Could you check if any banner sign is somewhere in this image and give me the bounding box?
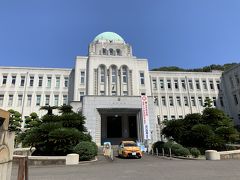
[141,95,151,140]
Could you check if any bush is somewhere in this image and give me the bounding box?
[174,147,190,157]
[73,141,98,161]
[152,141,164,153]
[190,148,201,158]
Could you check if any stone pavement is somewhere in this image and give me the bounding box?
[11,154,240,180]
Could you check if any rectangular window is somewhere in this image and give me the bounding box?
[184,96,188,106]
[198,97,203,106]
[63,95,68,105]
[29,76,34,87]
[181,80,186,90]
[56,77,60,88]
[162,96,166,106]
[8,95,13,106]
[202,80,207,90]
[209,80,214,90]
[171,115,176,120]
[152,79,157,89]
[27,95,32,106]
[235,74,240,85]
[140,72,145,85]
[0,95,4,106]
[2,75,7,85]
[64,77,69,87]
[38,76,43,87]
[169,96,174,106]
[112,69,117,84]
[45,95,50,106]
[100,91,105,95]
[234,95,238,105]
[216,80,220,90]
[160,79,164,89]
[174,80,179,89]
[179,115,183,119]
[154,96,159,106]
[111,91,117,96]
[47,77,52,88]
[220,97,224,107]
[123,91,128,96]
[191,96,196,106]
[54,95,59,106]
[163,116,168,121]
[176,96,181,106]
[188,80,193,90]
[80,71,85,84]
[20,76,25,86]
[167,80,171,89]
[36,95,41,106]
[230,77,234,88]
[195,80,200,90]
[80,92,84,102]
[212,97,216,106]
[11,75,16,85]
[18,95,23,106]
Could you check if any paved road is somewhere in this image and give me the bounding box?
[11,154,240,180]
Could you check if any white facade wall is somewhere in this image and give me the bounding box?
[222,64,240,125]
[0,67,71,124]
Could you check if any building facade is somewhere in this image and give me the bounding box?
[0,32,239,145]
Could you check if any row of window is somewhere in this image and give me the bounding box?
[151,78,220,91]
[153,95,223,107]
[0,94,68,107]
[101,48,122,56]
[99,66,128,84]
[1,75,69,88]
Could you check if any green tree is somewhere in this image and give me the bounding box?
[162,107,239,151]
[203,97,213,108]
[8,109,22,133]
[24,112,41,128]
[22,105,90,155]
[58,105,74,114]
[40,105,58,115]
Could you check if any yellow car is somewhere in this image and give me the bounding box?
[118,141,142,159]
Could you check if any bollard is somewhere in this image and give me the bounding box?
[162,148,164,157]
[169,148,172,159]
[156,148,158,156]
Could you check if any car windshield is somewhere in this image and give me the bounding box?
[124,142,137,147]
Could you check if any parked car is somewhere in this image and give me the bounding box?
[118,141,142,159]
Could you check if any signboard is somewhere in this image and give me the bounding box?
[141,95,151,140]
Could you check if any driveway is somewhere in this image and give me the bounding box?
[11,154,240,180]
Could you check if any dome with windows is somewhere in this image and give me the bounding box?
[93,32,125,43]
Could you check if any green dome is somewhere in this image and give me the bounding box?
[93,32,125,43]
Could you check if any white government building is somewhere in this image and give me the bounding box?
[0,32,239,145]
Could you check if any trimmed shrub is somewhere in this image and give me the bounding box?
[174,147,190,157]
[190,148,201,158]
[73,141,98,161]
[152,141,164,153]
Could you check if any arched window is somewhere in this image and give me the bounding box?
[109,48,114,56]
[100,66,105,83]
[102,48,107,55]
[116,49,122,56]
[112,66,117,83]
[122,66,128,83]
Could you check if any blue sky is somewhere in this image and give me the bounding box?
[0,0,240,69]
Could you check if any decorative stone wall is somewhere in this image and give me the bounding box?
[0,109,15,180]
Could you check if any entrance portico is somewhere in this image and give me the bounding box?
[98,108,143,145]
[74,95,157,146]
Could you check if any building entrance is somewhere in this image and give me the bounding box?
[107,116,122,138]
[99,108,143,145]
